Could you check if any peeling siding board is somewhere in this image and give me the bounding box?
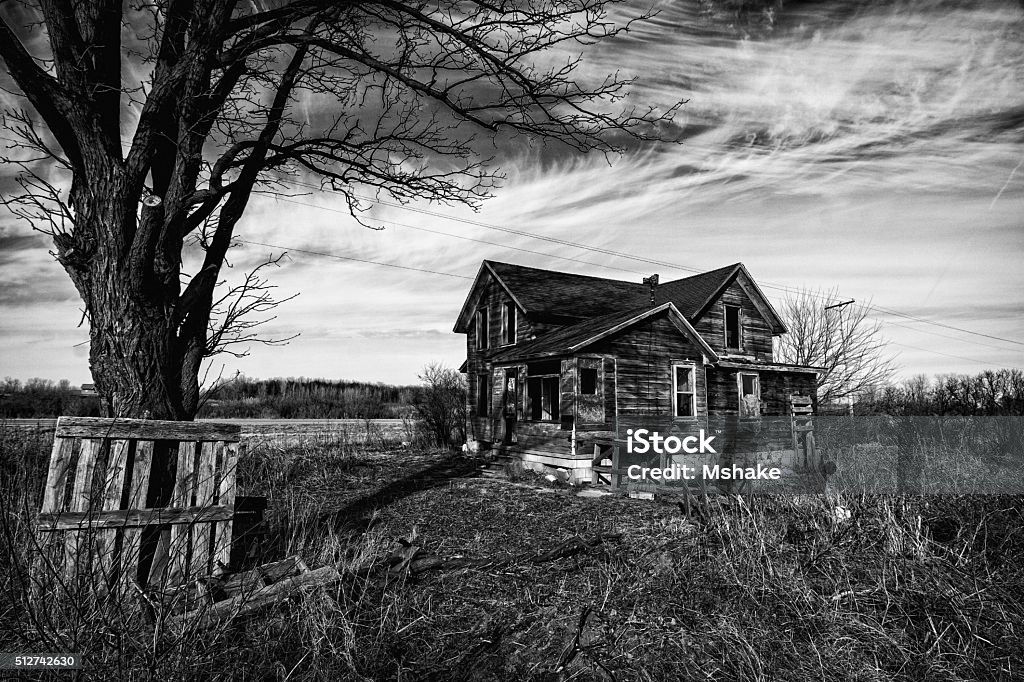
[463,270,537,427]
[706,367,817,417]
[694,280,774,360]
[560,358,575,425]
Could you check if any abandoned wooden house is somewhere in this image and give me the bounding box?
[454,260,819,483]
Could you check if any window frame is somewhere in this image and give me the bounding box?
[672,363,698,419]
[525,361,561,422]
[737,371,761,418]
[501,301,517,346]
[475,306,489,350]
[724,304,742,350]
[579,366,599,395]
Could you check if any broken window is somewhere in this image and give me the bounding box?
[739,373,760,417]
[725,305,741,349]
[501,301,517,345]
[527,360,560,420]
[580,367,598,395]
[674,365,696,418]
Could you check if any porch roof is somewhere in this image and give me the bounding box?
[487,303,720,363]
[714,359,821,374]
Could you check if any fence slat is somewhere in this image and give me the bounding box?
[167,441,199,586]
[213,442,239,575]
[56,416,240,441]
[189,441,221,579]
[41,438,75,513]
[95,439,130,589]
[64,438,101,582]
[120,440,153,592]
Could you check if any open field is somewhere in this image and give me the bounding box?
[2,425,1023,680]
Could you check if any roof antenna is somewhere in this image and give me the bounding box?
[643,274,659,306]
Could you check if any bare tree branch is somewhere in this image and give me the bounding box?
[774,288,897,406]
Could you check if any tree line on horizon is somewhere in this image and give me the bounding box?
[0,376,418,420]
[853,369,1024,416]
[3,369,1023,420]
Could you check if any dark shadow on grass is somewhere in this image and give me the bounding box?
[324,452,485,531]
[258,452,487,562]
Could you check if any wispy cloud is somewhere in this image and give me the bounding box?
[1,0,1022,383]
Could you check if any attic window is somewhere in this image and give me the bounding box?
[725,305,741,350]
[501,301,517,345]
[475,307,489,350]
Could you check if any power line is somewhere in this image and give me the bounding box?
[279,178,1024,350]
[270,196,647,277]
[233,232,1015,370]
[253,187,1020,366]
[236,238,473,280]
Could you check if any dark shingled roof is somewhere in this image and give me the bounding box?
[487,307,651,362]
[484,261,647,320]
[654,264,743,318]
[484,260,741,322]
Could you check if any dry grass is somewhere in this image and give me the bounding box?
[1,422,1022,680]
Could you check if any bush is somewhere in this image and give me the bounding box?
[412,364,466,449]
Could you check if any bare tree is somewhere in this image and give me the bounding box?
[774,287,896,407]
[0,1,678,419]
[413,363,466,449]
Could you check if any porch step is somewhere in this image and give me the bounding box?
[477,453,515,479]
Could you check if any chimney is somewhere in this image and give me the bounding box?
[642,274,659,306]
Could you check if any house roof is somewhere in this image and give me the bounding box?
[485,261,647,319]
[488,303,720,364]
[453,260,786,334]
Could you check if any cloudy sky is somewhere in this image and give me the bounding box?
[1,0,1023,386]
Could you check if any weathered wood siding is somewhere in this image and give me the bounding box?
[463,270,538,442]
[586,315,707,420]
[694,279,774,360]
[706,367,817,417]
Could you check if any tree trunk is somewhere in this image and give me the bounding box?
[57,166,194,421]
[88,293,186,420]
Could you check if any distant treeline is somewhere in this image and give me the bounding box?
[0,376,417,419]
[5,369,1022,420]
[0,378,101,418]
[855,369,1024,416]
[197,376,418,419]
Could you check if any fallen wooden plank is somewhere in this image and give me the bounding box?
[164,565,341,631]
[531,533,622,563]
[220,556,309,596]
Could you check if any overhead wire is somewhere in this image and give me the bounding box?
[233,187,1021,368]
[278,178,1024,349]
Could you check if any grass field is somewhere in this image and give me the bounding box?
[1,423,1023,680]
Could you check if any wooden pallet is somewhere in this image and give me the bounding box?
[36,416,241,595]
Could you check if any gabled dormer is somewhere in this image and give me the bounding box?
[678,263,786,361]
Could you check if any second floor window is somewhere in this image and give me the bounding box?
[475,307,489,350]
[501,301,517,345]
[725,305,741,349]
